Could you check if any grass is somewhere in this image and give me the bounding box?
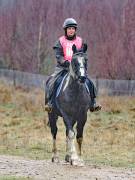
[0,81,135,167]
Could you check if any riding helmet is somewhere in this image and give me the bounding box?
[63,18,78,29]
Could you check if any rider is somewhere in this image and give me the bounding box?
[45,18,101,112]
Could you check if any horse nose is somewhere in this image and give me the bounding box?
[79,76,86,83]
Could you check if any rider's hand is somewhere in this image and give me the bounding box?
[61,60,70,68]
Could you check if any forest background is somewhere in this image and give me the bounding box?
[0,0,134,80]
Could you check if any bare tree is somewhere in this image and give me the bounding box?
[0,0,134,79]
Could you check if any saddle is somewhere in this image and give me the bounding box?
[45,70,68,105]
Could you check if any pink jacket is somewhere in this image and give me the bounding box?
[59,36,82,61]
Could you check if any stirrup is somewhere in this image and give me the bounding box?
[90,104,102,112]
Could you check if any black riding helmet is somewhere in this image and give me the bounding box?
[63,18,78,29]
[63,18,77,40]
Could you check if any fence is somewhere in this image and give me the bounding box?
[0,69,135,96]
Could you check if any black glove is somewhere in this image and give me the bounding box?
[61,60,70,68]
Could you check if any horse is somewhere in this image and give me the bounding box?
[46,44,91,166]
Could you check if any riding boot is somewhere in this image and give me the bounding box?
[45,89,53,113]
[45,101,53,113]
[45,76,57,113]
[86,78,101,112]
[89,98,101,112]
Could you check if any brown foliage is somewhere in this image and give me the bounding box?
[0,0,134,79]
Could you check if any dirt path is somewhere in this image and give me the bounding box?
[0,155,135,180]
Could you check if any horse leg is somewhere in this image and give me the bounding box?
[67,129,81,166]
[65,121,75,163]
[65,128,71,162]
[77,137,83,156]
[76,113,87,165]
[48,112,59,163]
[61,112,80,165]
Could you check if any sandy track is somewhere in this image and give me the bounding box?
[0,155,135,180]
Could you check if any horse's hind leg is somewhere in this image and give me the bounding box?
[48,112,59,163]
[77,137,83,156]
[76,114,87,165]
[65,128,71,162]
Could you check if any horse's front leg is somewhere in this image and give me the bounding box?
[52,138,59,163]
[65,122,75,163]
[48,112,59,163]
[65,136,71,162]
[62,112,82,166]
[67,130,80,166]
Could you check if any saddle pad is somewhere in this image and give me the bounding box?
[56,74,90,98]
[85,82,90,94]
[56,73,68,97]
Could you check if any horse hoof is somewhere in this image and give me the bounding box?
[65,154,71,162]
[52,156,59,163]
[71,159,84,167]
[71,159,78,166]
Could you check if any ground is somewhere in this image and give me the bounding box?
[0,82,135,179]
[0,155,135,180]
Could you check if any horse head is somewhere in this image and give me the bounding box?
[70,44,88,83]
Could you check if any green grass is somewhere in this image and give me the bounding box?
[0,83,135,168]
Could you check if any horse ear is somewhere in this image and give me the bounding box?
[82,43,87,53]
[72,44,77,54]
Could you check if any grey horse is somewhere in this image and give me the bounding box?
[47,44,90,166]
